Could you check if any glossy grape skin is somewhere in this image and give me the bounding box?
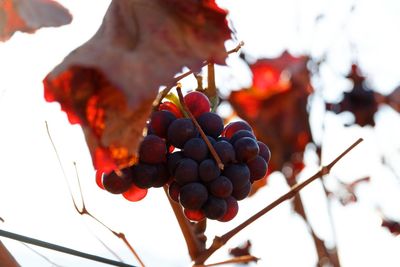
[223,164,250,190]
[183,91,211,118]
[229,130,256,146]
[183,138,208,162]
[179,182,208,210]
[223,121,253,138]
[232,181,251,200]
[148,110,176,138]
[167,118,198,148]
[159,101,183,118]
[257,141,271,163]
[184,209,206,221]
[122,184,148,202]
[174,158,199,185]
[213,140,236,164]
[209,176,233,198]
[247,155,268,182]
[152,164,170,187]
[96,171,105,190]
[168,181,180,202]
[219,196,239,222]
[102,168,133,194]
[167,151,184,175]
[203,196,227,220]
[197,112,224,138]
[199,159,220,182]
[234,137,259,163]
[139,135,167,164]
[131,163,157,189]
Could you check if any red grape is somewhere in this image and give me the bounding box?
[122,184,148,202]
[139,135,167,164]
[174,158,199,185]
[179,182,208,210]
[229,130,256,145]
[213,140,235,164]
[203,196,227,220]
[197,112,224,138]
[168,181,180,202]
[102,169,132,194]
[183,138,209,162]
[209,176,233,198]
[167,118,198,148]
[183,91,211,118]
[234,137,259,162]
[159,101,183,118]
[199,159,220,182]
[222,121,253,138]
[148,110,176,138]
[257,141,271,163]
[184,209,206,221]
[223,164,250,190]
[219,196,239,222]
[96,171,105,190]
[247,155,268,182]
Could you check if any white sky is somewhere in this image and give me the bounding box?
[1,0,400,266]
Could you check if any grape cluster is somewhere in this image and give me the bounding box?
[100,91,271,222]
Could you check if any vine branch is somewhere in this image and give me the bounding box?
[194,138,363,264]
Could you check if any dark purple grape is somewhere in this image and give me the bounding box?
[223,121,253,138]
[199,159,220,182]
[206,136,217,145]
[203,196,227,220]
[219,196,239,222]
[167,118,198,148]
[139,135,167,164]
[168,181,180,202]
[174,158,199,185]
[209,176,233,198]
[152,164,170,187]
[179,182,208,210]
[232,181,251,200]
[183,138,208,162]
[167,151,184,175]
[131,163,157,189]
[234,137,259,162]
[197,112,224,138]
[102,168,132,194]
[247,155,268,182]
[229,130,256,145]
[223,164,250,190]
[213,141,235,164]
[217,136,230,142]
[148,110,176,138]
[257,141,271,163]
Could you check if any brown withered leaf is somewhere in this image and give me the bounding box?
[229,240,252,258]
[43,0,231,172]
[0,0,72,41]
[381,219,400,236]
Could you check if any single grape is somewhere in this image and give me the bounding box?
[168,181,180,202]
[152,164,170,187]
[131,163,157,189]
[222,121,253,138]
[179,182,208,210]
[197,112,224,138]
[183,91,211,118]
[199,159,220,182]
[223,164,250,190]
[96,171,105,190]
[167,118,198,148]
[102,168,132,194]
[174,158,199,185]
[257,141,271,163]
[234,137,259,162]
[232,181,251,200]
[209,176,233,198]
[148,110,176,138]
[159,101,183,118]
[167,151,184,175]
[219,196,239,222]
[184,209,206,221]
[207,136,217,145]
[247,155,268,182]
[139,135,167,164]
[183,138,208,162]
[122,184,148,202]
[203,196,227,220]
[229,130,256,146]
[213,140,235,164]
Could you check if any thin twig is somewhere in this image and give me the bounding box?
[45,122,145,267]
[0,217,4,223]
[163,186,205,260]
[176,86,224,170]
[0,230,135,267]
[153,41,244,110]
[194,255,259,267]
[194,138,363,264]
[21,243,64,267]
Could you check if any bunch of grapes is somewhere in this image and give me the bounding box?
[100,90,270,222]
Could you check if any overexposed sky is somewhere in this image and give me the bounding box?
[1,0,400,266]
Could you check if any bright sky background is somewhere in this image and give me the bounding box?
[1,0,400,266]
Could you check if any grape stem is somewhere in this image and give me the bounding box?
[193,138,364,264]
[193,255,259,267]
[176,86,225,170]
[0,241,19,267]
[153,41,244,110]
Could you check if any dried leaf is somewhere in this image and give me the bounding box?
[326,64,378,127]
[381,219,400,236]
[229,240,251,258]
[44,0,231,172]
[0,0,72,41]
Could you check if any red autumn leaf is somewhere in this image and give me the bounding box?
[0,0,72,41]
[229,240,252,257]
[44,0,231,172]
[230,51,312,175]
[326,64,378,127]
[381,219,400,236]
[376,85,400,113]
